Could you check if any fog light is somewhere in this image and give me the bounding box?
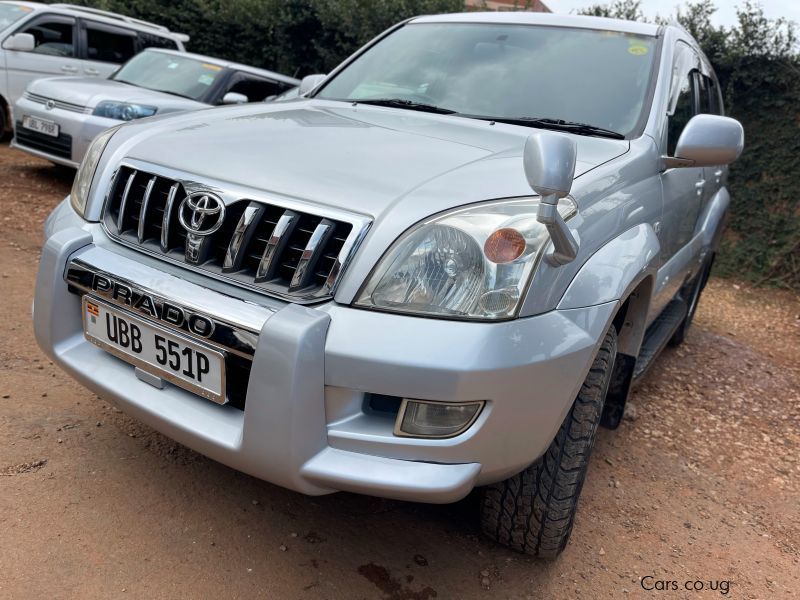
[395,399,484,438]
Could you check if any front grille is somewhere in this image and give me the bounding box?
[103,165,365,303]
[24,92,89,114]
[15,122,73,160]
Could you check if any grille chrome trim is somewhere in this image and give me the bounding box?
[102,160,372,304]
[290,219,334,292]
[160,183,180,252]
[137,176,157,243]
[223,202,264,272]
[24,91,90,114]
[116,170,137,232]
[255,210,297,283]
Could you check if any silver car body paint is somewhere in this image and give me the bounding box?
[34,13,737,502]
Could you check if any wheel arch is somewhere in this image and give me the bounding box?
[557,223,661,428]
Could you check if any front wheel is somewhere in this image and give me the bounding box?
[0,104,7,141]
[480,326,617,558]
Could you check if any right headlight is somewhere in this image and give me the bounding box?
[70,125,121,217]
[355,197,577,320]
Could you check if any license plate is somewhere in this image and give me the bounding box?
[22,115,59,137]
[82,296,226,404]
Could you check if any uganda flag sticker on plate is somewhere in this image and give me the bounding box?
[86,300,100,324]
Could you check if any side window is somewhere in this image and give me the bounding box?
[20,18,75,57]
[225,74,289,103]
[697,73,722,115]
[666,44,700,157]
[137,31,179,51]
[85,22,137,64]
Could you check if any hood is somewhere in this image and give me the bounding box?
[27,76,207,112]
[119,99,629,220]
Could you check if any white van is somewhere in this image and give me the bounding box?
[0,1,187,136]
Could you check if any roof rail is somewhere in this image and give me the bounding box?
[50,4,171,33]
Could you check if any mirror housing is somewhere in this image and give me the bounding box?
[523,132,580,266]
[299,74,326,96]
[3,33,35,52]
[221,92,248,105]
[665,114,744,168]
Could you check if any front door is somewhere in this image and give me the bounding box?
[4,14,78,105]
[650,42,705,320]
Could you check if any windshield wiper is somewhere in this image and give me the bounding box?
[470,116,625,139]
[149,88,194,100]
[353,98,457,115]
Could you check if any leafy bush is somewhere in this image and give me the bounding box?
[57,0,463,75]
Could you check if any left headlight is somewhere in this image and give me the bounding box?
[355,197,577,320]
[93,101,157,121]
[70,125,121,217]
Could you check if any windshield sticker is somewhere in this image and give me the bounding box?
[198,74,215,86]
[628,44,649,56]
[168,62,179,69]
[202,63,223,71]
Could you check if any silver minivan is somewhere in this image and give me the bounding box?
[0,1,187,136]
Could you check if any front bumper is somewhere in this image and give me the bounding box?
[12,97,119,167]
[34,200,617,503]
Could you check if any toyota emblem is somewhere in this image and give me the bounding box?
[178,191,226,236]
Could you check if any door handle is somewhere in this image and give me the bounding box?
[85,68,99,76]
[695,179,705,196]
[61,65,78,73]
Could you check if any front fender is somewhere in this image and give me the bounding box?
[557,223,660,310]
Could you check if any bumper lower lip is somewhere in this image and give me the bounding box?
[34,201,617,503]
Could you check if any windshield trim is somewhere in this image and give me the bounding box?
[313,21,664,140]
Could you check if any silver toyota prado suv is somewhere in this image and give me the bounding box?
[34,12,744,557]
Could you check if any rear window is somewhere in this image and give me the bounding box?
[86,23,136,64]
[138,31,179,51]
[0,3,32,30]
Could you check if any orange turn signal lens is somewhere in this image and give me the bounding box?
[483,228,526,264]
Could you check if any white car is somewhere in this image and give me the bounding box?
[0,1,187,137]
[12,49,299,167]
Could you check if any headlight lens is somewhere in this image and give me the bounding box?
[92,101,157,121]
[355,197,577,320]
[70,125,121,217]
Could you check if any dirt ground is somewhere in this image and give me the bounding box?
[0,143,798,600]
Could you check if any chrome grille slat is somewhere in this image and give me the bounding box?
[116,170,138,232]
[24,91,90,114]
[289,219,334,292]
[255,210,297,283]
[223,202,264,272]
[160,183,180,252]
[137,176,157,243]
[103,164,368,303]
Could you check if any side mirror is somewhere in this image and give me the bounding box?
[523,132,580,266]
[3,32,35,52]
[221,91,248,105]
[299,74,326,96]
[666,114,744,168]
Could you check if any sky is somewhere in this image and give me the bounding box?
[547,0,800,28]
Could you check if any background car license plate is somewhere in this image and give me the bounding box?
[82,296,226,404]
[22,115,59,138]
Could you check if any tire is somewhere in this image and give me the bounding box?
[669,256,712,347]
[480,326,617,558]
[0,103,7,141]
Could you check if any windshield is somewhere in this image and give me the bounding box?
[317,23,658,137]
[112,52,225,102]
[0,3,33,30]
